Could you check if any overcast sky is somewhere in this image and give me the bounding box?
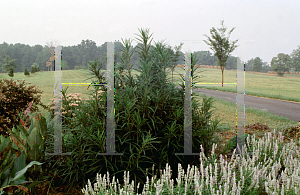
[1,0,299,64]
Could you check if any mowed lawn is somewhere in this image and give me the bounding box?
[0,67,299,133]
[171,67,300,103]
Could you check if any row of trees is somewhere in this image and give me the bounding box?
[0,40,110,73]
[245,57,268,72]
[0,54,41,77]
[270,51,300,75]
[1,43,298,79]
[0,40,246,75]
[0,29,299,78]
[244,48,300,76]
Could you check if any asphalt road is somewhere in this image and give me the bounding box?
[174,86,300,123]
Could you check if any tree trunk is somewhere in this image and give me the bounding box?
[221,66,224,87]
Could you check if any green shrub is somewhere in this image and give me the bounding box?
[43,28,223,194]
[24,68,30,76]
[0,79,48,138]
[8,68,14,77]
[31,63,39,74]
[31,67,36,74]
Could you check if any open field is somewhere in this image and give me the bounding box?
[1,67,299,142]
[2,67,300,105]
[171,67,300,103]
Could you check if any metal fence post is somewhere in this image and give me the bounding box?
[97,42,123,156]
[46,45,71,156]
[46,43,123,157]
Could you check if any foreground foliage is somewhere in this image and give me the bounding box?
[82,130,300,194]
[0,111,50,194]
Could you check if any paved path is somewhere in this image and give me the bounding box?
[174,86,300,123]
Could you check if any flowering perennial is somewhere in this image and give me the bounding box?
[82,129,300,194]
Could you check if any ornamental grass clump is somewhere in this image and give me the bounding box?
[43,28,224,194]
[82,129,300,194]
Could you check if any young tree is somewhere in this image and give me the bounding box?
[31,65,36,74]
[31,63,39,72]
[1,55,18,74]
[8,68,14,77]
[271,53,292,76]
[252,57,263,72]
[24,68,30,76]
[204,20,238,86]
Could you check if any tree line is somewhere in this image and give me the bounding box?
[0,40,238,73]
[0,39,299,76]
[245,49,300,75]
